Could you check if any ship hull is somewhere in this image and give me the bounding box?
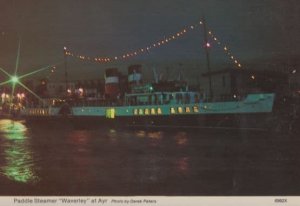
[68,113,273,131]
[19,93,280,131]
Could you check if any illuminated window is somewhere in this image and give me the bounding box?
[139,109,144,115]
[134,109,138,115]
[145,108,150,115]
[193,106,199,113]
[178,107,183,114]
[106,108,115,119]
[185,107,191,113]
[157,108,162,115]
[170,107,176,114]
[151,108,156,115]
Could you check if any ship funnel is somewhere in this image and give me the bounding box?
[104,68,120,99]
[128,64,142,85]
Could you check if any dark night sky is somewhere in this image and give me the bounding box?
[0,0,299,82]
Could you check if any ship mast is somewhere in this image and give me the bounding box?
[63,46,69,95]
[202,17,213,99]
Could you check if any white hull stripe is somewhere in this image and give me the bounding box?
[105,76,119,84]
[128,73,142,82]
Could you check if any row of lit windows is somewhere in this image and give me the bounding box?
[134,108,162,115]
[28,109,49,116]
[170,106,199,114]
[133,106,199,116]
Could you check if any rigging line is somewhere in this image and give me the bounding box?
[65,21,199,63]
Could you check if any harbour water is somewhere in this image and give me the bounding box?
[0,119,299,196]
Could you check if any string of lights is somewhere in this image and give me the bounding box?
[207,30,242,68]
[64,19,243,68]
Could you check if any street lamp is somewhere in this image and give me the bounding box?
[11,76,19,83]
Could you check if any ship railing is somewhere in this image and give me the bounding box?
[69,99,124,107]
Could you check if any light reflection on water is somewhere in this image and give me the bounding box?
[176,157,190,175]
[0,121,192,193]
[0,119,39,183]
[174,132,188,146]
[0,121,295,195]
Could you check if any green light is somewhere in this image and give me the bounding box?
[0,120,39,183]
[11,76,19,83]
